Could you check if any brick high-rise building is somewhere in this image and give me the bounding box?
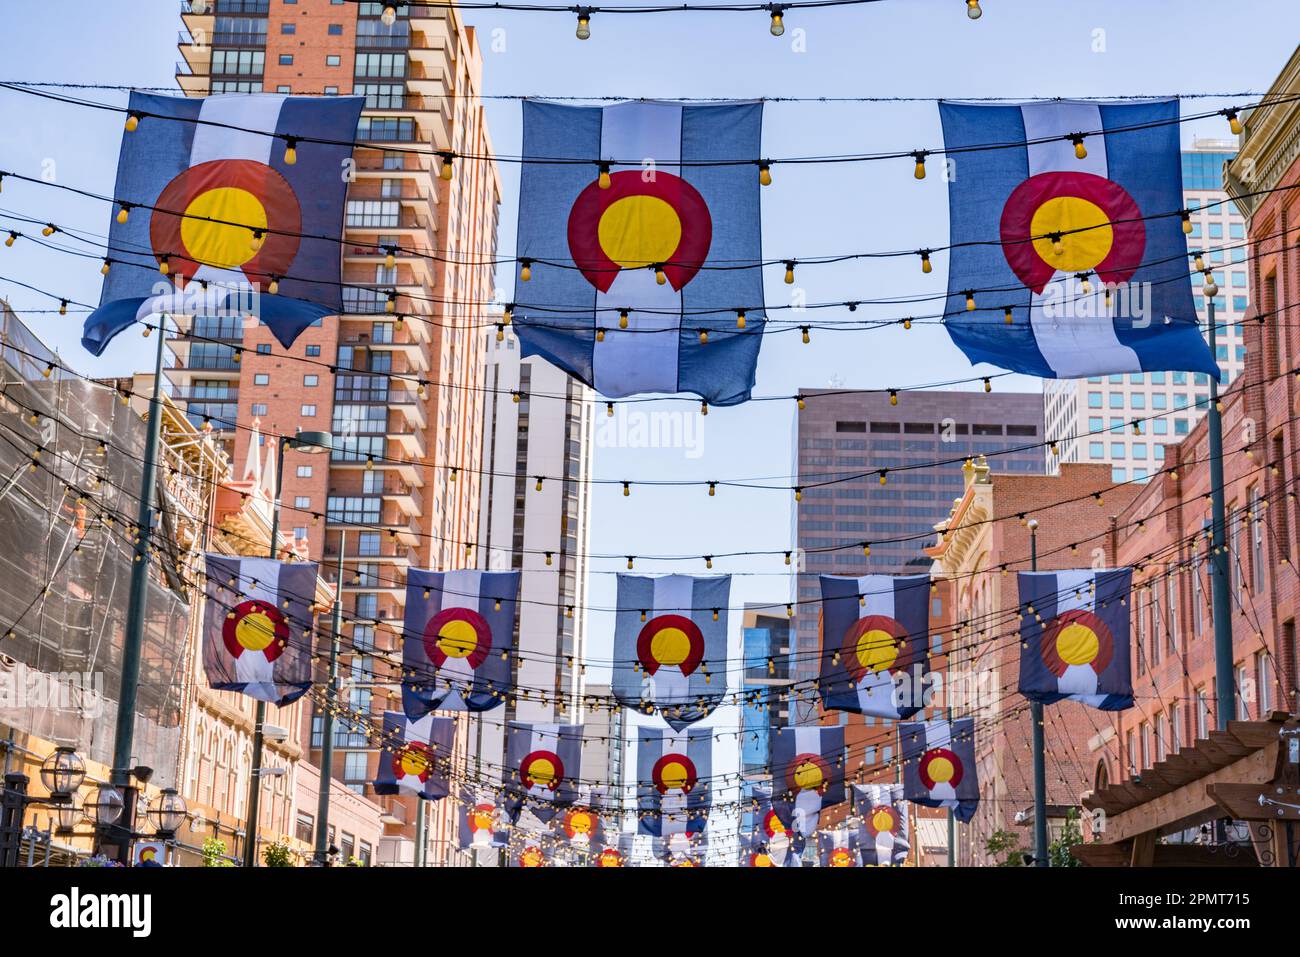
[175,0,501,865]
[793,388,1045,720]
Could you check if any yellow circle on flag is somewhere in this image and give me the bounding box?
[436,619,478,658]
[871,809,894,832]
[525,756,557,787]
[1055,621,1100,666]
[926,755,955,784]
[1029,196,1114,272]
[650,627,692,666]
[181,187,268,269]
[597,196,682,269]
[234,610,276,652]
[659,759,690,790]
[793,760,825,791]
[856,628,899,672]
[399,750,429,777]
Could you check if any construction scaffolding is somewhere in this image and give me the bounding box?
[0,302,190,785]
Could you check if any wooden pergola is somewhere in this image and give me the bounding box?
[1075,711,1300,867]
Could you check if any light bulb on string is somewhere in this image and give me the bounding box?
[735,310,746,329]
[758,161,772,187]
[966,0,983,19]
[1069,134,1087,160]
[283,137,298,165]
[911,151,928,180]
[1224,109,1242,135]
[124,111,141,132]
[597,161,611,190]
[783,260,795,284]
[768,4,785,36]
[576,7,592,39]
[439,151,454,181]
[919,249,932,274]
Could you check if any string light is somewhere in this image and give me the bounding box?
[595,327,606,342]
[758,161,772,187]
[783,260,796,284]
[1003,305,1013,325]
[576,6,593,39]
[888,389,898,406]
[966,0,983,18]
[283,136,299,165]
[911,150,928,180]
[767,3,785,35]
[439,151,454,181]
[964,291,976,311]
[1181,210,1193,234]
[654,263,667,285]
[919,249,932,274]
[1224,108,1243,135]
[735,309,747,329]
[4,231,15,248]
[597,161,611,189]
[801,326,811,344]
[1069,133,1087,160]
[124,110,141,132]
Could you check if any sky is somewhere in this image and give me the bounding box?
[0,0,1294,700]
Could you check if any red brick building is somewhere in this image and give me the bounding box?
[926,459,1141,864]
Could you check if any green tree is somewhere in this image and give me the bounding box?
[201,836,234,867]
[1048,809,1083,867]
[984,828,1027,867]
[262,840,296,867]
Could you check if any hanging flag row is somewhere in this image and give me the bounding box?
[85,94,1218,404]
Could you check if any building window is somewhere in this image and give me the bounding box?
[295,811,313,844]
[279,54,294,66]
[296,465,313,478]
[1195,687,1210,739]
[327,55,341,66]
[301,404,317,417]
[1256,651,1273,716]
[254,373,270,385]
[256,343,272,354]
[306,345,321,356]
[294,496,311,509]
[304,375,319,387]
[251,402,268,417]
[1250,487,1265,594]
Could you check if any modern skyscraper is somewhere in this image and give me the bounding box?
[473,332,594,846]
[175,0,501,865]
[738,604,792,842]
[1043,138,1247,481]
[793,388,1045,710]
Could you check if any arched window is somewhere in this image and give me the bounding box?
[1094,759,1109,793]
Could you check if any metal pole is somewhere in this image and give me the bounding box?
[414,800,425,867]
[243,435,286,867]
[1205,298,1236,729]
[946,705,955,867]
[313,530,345,866]
[1029,520,1048,866]
[108,314,168,862]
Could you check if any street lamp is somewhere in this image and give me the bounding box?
[146,788,188,839]
[40,747,86,801]
[243,429,333,867]
[53,795,82,836]
[85,786,124,828]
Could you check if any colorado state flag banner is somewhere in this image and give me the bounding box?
[513,100,766,406]
[853,783,910,866]
[83,92,363,355]
[401,569,519,717]
[1017,568,1135,710]
[593,833,633,868]
[657,829,707,866]
[457,786,509,851]
[771,726,846,837]
[506,722,584,826]
[372,711,454,801]
[612,574,730,730]
[938,99,1218,379]
[751,783,803,866]
[899,718,979,823]
[508,834,549,868]
[818,826,861,867]
[637,725,712,837]
[202,555,316,706]
[820,574,931,718]
[557,789,606,852]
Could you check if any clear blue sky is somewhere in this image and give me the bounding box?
[0,0,1294,689]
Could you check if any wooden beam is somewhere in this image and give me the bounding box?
[1207,731,1252,758]
[1073,842,1131,867]
[1207,782,1300,822]
[1097,743,1278,844]
[1227,720,1285,749]
[1130,830,1156,866]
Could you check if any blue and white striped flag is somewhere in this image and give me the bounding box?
[853,783,910,866]
[506,722,584,826]
[771,726,846,837]
[939,99,1218,379]
[636,725,712,838]
[820,574,931,718]
[372,711,454,801]
[202,555,316,706]
[513,100,766,405]
[612,574,730,730]
[1018,568,1134,710]
[401,569,518,717]
[84,92,362,355]
[899,718,979,823]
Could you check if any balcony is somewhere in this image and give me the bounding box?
[322,540,417,567]
[381,479,424,516]
[386,425,426,460]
